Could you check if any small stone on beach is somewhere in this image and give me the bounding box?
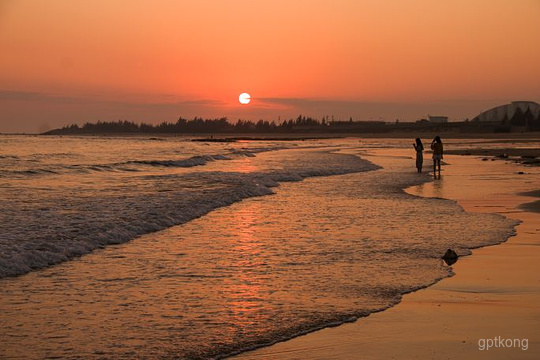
[442,249,458,265]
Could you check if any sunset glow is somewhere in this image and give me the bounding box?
[0,0,539,132]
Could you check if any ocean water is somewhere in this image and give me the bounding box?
[0,136,349,278]
[0,135,516,359]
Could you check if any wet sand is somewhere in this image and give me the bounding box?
[519,200,540,214]
[518,191,540,213]
[234,152,540,359]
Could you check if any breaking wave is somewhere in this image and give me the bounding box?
[0,150,379,278]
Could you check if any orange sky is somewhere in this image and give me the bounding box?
[1,0,539,132]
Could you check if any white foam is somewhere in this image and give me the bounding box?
[0,150,378,278]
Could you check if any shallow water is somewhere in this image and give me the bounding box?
[0,136,352,278]
[0,136,518,359]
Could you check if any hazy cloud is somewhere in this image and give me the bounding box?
[0,90,61,101]
[0,90,230,133]
[0,90,222,107]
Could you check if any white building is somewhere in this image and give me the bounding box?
[428,116,448,123]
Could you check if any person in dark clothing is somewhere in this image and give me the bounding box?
[430,136,443,178]
[413,138,424,173]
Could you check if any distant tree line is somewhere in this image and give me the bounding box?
[44,116,326,134]
[43,110,540,135]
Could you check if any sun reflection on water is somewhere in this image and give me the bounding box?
[223,202,269,329]
[230,157,260,173]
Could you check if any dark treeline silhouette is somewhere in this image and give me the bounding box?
[43,111,540,135]
[44,116,327,135]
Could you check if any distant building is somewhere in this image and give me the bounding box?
[428,116,448,123]
[472,101,540,122]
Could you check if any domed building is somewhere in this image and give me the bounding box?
[473,101,539,122]
[472,101,540,131]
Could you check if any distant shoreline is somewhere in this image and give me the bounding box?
[3,131,540,141]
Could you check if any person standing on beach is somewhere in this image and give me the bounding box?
[431,136,443,177]
[413,138,424,173]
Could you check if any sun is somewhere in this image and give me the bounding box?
[238,93,251,105]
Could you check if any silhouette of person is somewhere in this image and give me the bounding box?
[413,138,424,173]
[430,136,443,178]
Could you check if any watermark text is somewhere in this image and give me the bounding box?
[478,337,528,351]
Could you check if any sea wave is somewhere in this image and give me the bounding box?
[0,147,289,178]
[0,151,379,278]
[126,154,232,168]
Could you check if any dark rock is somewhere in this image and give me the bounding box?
[442,249,458,265]
[496,153,509,159]
[442,249,458,259]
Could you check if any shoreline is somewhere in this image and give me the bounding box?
[233,152,540,359]
[2,132,540,140]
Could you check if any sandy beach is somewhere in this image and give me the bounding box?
[234,150,540,359]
